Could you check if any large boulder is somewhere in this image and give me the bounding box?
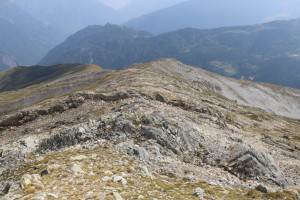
[226,144,284,185]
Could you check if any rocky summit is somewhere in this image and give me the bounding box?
[0,59,299,200]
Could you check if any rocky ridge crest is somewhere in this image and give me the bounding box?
[0,59,299,199]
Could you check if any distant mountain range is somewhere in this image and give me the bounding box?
[124,0,300,35]
[39,23,153,68]
[0,0,61,71]
[118,0,187,21]
[0,0,121,71]
[39,19,300,89]
[13,0,120,37]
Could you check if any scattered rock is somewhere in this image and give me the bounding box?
[121,172,128,177]
[70,155,88,161]
[282,135,290,140]
[192,187,206,197]
[19,139,27,147]
[2,183,11,195]
[122,179,127,185]
[112,175,127,185]
[255,184,268,193]
[140,166,155,179]
[71,164,85,174]
[31,174,41,181]
[34,195,45,200]
[113,192,123,200]
[35,156,44,162]
[48,164,61,171]
[209,181,218,186]
[20,174,32,188]
[47,193,58,199]
[126,145,149,161]
[0,169,4,176]
[101,176,112,182]
[41,168,49,176]
[155,93,166,103]
[105,170,113,175]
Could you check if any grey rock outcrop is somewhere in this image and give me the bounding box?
[37,121,98,153]
[226,144,283,185]
[192,187,206,197]
[1,183,11,196]
[126,145,149,161]
[255,184,268,193]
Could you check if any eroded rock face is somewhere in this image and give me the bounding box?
[226,144,283,185]
[33,111,290,187]
[0,90,142,129]
[37,112,201,156]
[37,121,98,153]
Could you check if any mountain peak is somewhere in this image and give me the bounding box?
[104,22,118,27]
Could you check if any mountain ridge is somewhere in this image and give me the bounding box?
[0,0,61,69]
[39,19,300,89]
[1,59,299,119]
[0,59,299,199]
[13,0,121,37]
[124,0,300,35]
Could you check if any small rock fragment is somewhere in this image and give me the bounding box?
[121,172,128,177]
[2,183,11,195]
[36,156,44,162]
[140,166,155,179]
[113,176,124,182]
[101,176,112,182]
[70,155,88,161]
[113,192,123,200]
[121,179,127,185]
[48,164,61,171]
[31,174,41,181]
[34,196,45,200]
[209,181,218,186]
[41,168,49,176]
[105,170,113,175]
[155,93,166,102]
[20,174,32,188]
[255,185,268,193]
[192,187,206,197]
[47,193,58,199]
[91,154,98,159]
[71,164,85,173]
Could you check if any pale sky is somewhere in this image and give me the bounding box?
[99,0,133,10]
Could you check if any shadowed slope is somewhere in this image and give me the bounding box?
[0,64,103,93]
